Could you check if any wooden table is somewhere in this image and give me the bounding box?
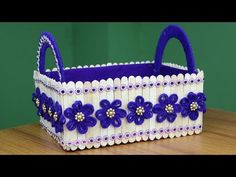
[0,108,236,154]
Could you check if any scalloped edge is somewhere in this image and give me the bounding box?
[39,117,203,151]
[35,61,204,95]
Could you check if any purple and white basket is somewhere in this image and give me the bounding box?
[32,25,206,151]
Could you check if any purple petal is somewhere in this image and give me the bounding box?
[36,87,41,95]
[84,116,97,127]
[174,104,181,113]
[101,119,111,128]
[167,113,177,123]
[156,114,166,123]
[51,119,56,127]
[143,101,153,111]
[152,104,165,115]
[181,109,190,117]
[59,115,66,124]
[64,108,75,119]
[82,104,94,116]
[66,119,77,131]
[111,100,122,109]
[55,124,63,133]
[72,101,83,112]
[158,94,168,104]
[100,99,111,109]
[95,109,106,120]
[77,122,88,134]
[180,97,190,107]
[189,111,199,120]
[135,96,144,106]
[143,111,153,119]
[198,101,206,112]
[111,117,121,127]
[187,92,197,102]
[134,116,144,125]
[116,109,127,118]
[169,94,178,104]
[197,92,206,102]
[55,102,62,115]
[127,113,136,123]
[127,102,137,112]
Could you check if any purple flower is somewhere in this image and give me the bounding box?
[32,87,42,116]
[51,102,66,133]
[44,97,53,121]
[180,92,206,120]
[127,96,153,125]
[95,99,127,128]
[152,94,181,123]
[64,101,96,134]
[38,93,49,118]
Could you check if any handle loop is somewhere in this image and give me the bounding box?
[37,32,65,82]
[154,25,196,74]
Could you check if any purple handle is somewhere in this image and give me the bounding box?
[37,32,65,82]
[154,25,196,74]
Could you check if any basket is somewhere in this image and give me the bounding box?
[32,25,206,151]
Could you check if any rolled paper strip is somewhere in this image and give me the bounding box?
[154,25,196,75]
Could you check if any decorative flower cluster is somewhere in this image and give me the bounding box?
[32,88,65,133]
[33,87,206,135]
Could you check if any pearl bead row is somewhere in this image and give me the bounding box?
[34,77,204,96]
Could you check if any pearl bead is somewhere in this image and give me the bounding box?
[48,108,52,117]
[106,108,115,118]
[75,112,85,122]
[136,106,145,115]
[53,112,58,121]
[190,102,199,111]
[42,104,47,113]
[165,104,174,113]
[36,98,40,107]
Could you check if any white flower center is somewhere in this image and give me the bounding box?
[42,104,47,113]
[106,108,116,118]
[53,112,58,121]
[190,102,199,111]
[36,98,40,107]
[136,106,145,116]
[165,104,174,113]
[48,107,52,117]
[75,112,85,122]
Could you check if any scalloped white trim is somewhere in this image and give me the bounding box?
[40,117,202,151]
[34,61,204,95]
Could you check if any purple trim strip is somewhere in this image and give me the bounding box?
[154,25,196,74]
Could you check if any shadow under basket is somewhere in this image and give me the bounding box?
[32,25,206,151]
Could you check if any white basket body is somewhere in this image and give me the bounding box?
[33,62,204,151]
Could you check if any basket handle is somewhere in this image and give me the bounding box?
[154,25,196,74]
[37,32,65,82]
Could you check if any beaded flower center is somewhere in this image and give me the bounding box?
[136,106,145,116]
[36,98,40,107]
[106,108,116,118]
[165,104,174,113]
[42,104,47,113]
[48,108,52,117]
[75,112,85,122]
[190,102,199,111]
[53,112,58,121]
